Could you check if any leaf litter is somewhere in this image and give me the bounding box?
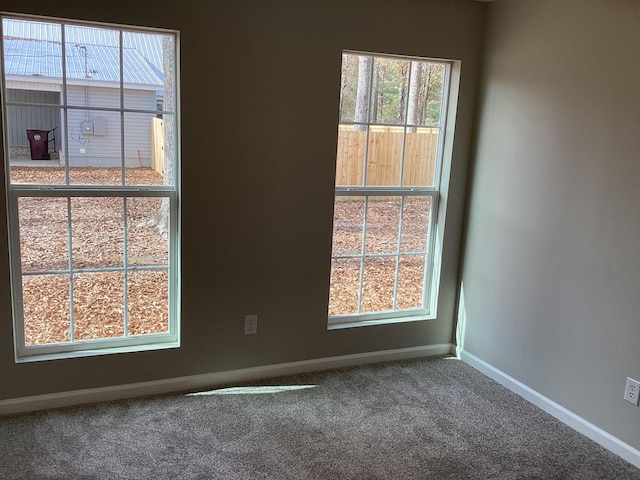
[12,168,431,345]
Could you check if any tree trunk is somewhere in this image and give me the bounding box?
[396,63,408,124]
[406,62,423,133]
[339,76,346,120]
[354,56,372,132]
[420,65,432,126]
[339,58,348,121]
[371,68,380,123]
[154,35,175,239]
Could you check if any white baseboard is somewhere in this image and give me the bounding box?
[0,343,453,416]
[459,350,640,469]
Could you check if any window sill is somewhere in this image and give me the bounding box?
[328,314,435,331]
[15,341,180,363]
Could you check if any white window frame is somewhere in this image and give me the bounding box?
[1,14,181,361]
[329,50,454,327]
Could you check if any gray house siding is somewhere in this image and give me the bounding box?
[6,89,60,147]
[4,31,163,166]
[65,85,156,168]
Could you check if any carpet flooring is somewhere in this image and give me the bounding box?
[0,356,639,479]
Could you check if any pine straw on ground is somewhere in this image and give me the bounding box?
[12,167,431,346]
[329,196,431,316]
[12,167,168,346]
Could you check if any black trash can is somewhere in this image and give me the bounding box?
[26,129,51,160]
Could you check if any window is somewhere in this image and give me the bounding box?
[1,15,180,360]
[329,51,451,326]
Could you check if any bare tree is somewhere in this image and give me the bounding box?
[406,62,423,133]
[419,64,432,126]
[354,56,372,131]
[339,73,347,120]
[371,67,380,123]
[396,62,408,124]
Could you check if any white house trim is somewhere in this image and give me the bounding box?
[6,78,60,91]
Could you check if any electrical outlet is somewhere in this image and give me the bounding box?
[244,314,258,335]
[624,377,640,406]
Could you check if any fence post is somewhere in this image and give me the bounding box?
[150,117,164,176]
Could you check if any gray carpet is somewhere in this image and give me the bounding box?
[1,356,639,479]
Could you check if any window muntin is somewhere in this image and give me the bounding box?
[329,52,449,324]
[1,15,179,359]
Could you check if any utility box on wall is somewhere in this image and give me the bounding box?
[80,117,106,136]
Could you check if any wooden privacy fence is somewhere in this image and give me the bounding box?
[335,126,439,187]
[151,117,164,176]
[150,120,438,186]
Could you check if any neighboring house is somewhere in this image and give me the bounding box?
[3,21,163,168]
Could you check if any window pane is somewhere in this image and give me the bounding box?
[400,197,431,253]
[66,111,123,185]
[3,18,62,73]
[73,271,124,340]
[335,125,365,187]
[2,19,64,181]
[123,32,174,111]
[127,269,169,335]
[371,57,410,125]
[127,197,169,266]
[331,198,365,257]
[361,257,396,313]
[365,126,403,186]
[65,25,121,109]
[18,197,69,273]
[354,55,373,126]
[22,274,70,346]
[406,62,446,128]
[152,111,176,187]
[396,255,426,310]
[402,127,439,187]
[125,166,164,187]
[123,112,165,186]
[71,197,124,269]
[123,31,176,188]
[365,197,401,254]
[416,63,446,128]
[6,102,63,185]
[328,258,361,316]
[10,166,66,186]
[338,53,359,123]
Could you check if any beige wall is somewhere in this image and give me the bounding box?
[462,0,640,450]
[0,0,485,400]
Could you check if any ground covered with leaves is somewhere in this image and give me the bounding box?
[12,167,431,346]
[329,197,431,317]
[12,167,168,346]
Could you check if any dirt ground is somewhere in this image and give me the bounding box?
[11,167,431,346]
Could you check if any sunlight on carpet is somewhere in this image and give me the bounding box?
[187,385,318,396]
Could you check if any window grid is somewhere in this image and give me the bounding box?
[1,15,180,359]
[329,51,450,324]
